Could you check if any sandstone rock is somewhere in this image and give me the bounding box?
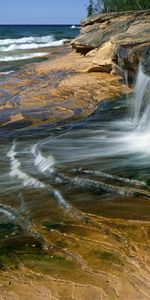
[86,41,114,73]
[72,10,150,80]
[72,11,150,52]
[86,48,98,57]
[0,49,130,128]
[80,11,142,27]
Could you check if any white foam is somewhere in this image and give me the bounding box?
[120,131,150,155]
[31,144,55,175]
[0,52,48,62]
[53,189,70,210]
[0,39,66,52]
[0,207,15,220]
[0,71,14,75]
[0,35,54,46]
[7,142,45,189]
[133,64,150,122]
[70,25,80,29]
[34,152,55,174]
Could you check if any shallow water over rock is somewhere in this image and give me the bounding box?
[0,50,150,299]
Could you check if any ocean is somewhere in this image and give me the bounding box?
[0,25,80,72]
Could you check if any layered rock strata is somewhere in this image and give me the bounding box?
[0,48,129,129]
[72,10,150,80]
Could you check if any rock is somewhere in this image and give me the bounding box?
[80,11,138,27]
[72,11,150,52]
[0,49,130,129]
[72,10,150,80]
[86,41,115,73]
[141,46,150,76]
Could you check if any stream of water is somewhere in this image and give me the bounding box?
[0,63,150,225]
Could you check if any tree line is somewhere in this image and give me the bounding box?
[87,0,150,16]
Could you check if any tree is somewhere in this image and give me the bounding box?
[87,0,94,17]
[87,0,150,16]
[103,0,150,12]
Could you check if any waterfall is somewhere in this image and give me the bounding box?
[121,63,150,156]
[133,64,150,130]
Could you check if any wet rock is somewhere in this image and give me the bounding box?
[141,46,150,76]
[0,50,130,129]
[1,119,32,130]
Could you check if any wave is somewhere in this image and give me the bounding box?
[0,35,54,46]
[0,71,14,75]
[0,52,48,62]
[0,38,67,52]
[70,25,80,29]
[0,34,67,65]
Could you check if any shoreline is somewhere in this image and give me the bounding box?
[0,43,130,132]
[1,15,150,299]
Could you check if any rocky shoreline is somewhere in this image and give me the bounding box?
[72,10,150,80]
[0,10,150,132]
[0,11,150,300]
[0,45,130,132]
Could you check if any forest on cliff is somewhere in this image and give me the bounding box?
[87,0,150,16]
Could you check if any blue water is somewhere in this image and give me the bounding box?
[0,25,80,72]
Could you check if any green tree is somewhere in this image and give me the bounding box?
[103,0,150,12]
[87,0,150,16]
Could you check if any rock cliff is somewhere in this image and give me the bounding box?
[71,10,150,80]
[141,46,150,75]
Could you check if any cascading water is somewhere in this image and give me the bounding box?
[133,64,150,130]
[0,50,150,226]
[122,62,150,156]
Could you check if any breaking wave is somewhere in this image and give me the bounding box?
[0,52,48,62]
[0,71,14,75]
[0,39,66,52]
[0,35,54,46]
[0,34,67,64]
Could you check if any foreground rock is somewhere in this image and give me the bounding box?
[72,10,150,80]
[1,187,150,300]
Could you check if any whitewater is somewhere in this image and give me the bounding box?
[0,62,150,196]
[0,25,79,71]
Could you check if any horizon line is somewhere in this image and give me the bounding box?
[0,23,80,25]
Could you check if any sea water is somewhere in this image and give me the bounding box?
[0,24,79,72]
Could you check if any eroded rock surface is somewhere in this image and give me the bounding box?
[0,48,129,130]
[72,10,150,80]
[0,186,150,300]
